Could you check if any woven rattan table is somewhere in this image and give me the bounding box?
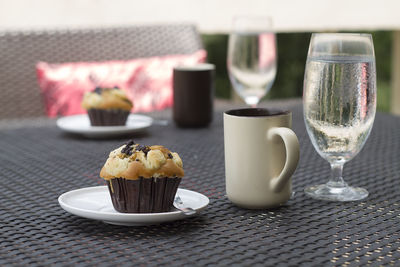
[1,100,399,266]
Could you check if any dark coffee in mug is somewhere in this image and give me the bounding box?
[225,108,290,117]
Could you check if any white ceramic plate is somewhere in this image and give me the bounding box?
[56,114,153,138]
[58,186,209,226]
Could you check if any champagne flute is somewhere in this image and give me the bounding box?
[303,33,377,201]
[227,16,277,107]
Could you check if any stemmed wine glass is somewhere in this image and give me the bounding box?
[227,16,277,107]
[303,33,377,201]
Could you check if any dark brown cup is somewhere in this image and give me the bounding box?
[173,64,215,127]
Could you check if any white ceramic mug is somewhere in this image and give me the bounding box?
[224,108,300,209]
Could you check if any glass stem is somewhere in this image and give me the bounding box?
[328,163,347,188]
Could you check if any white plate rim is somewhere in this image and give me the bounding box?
[58,186,209,225]
[56,114,153,137]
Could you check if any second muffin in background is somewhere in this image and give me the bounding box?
[100,141,184,213]
[81,87,133,126]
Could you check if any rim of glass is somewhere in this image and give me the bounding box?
[308,32,375,56]
[311,33,372,37]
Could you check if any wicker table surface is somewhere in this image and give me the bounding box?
[1,100,399,266]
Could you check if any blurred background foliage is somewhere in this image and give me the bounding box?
[202,31,392,112]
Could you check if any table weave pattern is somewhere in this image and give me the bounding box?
[0,104,399,266]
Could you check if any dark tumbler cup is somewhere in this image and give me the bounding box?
[173,64,215,127]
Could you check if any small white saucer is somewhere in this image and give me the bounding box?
[56,114,153,138]
[58,186,209,226]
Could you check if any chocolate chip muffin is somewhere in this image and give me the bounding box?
[100,141,184,213]
[81,87,133,126]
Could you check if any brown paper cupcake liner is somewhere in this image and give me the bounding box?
[106,177,181,213]
[87,108,130,126]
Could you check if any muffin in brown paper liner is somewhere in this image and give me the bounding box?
[87,108,130,126]
[107,177,181,213]
[100,141,184,214]
[82,87,133,126]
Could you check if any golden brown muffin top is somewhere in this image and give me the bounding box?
[81,87,133,111]
[100,141,184,180]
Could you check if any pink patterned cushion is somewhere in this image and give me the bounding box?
[36,50,207,117]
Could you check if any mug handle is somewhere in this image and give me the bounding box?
[267,127,300,193]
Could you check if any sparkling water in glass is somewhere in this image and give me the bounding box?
[303,33,376,201]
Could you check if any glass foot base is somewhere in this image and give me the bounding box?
[304,182,368,201]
